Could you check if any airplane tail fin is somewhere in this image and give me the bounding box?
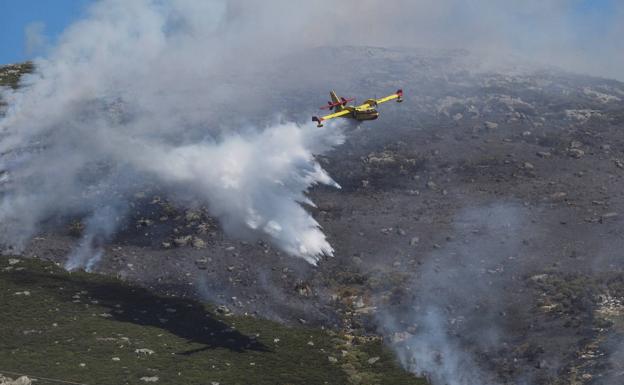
[330,91,344,112]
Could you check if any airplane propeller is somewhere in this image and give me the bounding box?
[320,97,355,110]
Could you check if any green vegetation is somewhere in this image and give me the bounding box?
[0,62,34,89]
[0,256,422,385]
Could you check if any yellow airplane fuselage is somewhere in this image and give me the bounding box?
[313,89,402,127]
[351,107,379,121]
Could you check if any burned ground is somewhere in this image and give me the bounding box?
[4,47,624,384]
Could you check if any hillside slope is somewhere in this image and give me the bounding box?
[5,45,624,384]
[0,255,422,385]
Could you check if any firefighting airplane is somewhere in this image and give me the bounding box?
[312,89,403,127]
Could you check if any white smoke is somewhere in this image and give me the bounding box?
[377,204,534,385]
[0,0,346,268]
[65,205,123,271]
[24,22,47,56]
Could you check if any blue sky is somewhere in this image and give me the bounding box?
[0,0,93,64]
[0,0,620,70]
[570,0,618,37]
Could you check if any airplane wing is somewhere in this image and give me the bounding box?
[355,89,403,109]
[312,109,351,127]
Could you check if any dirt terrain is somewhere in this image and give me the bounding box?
[5,47,624,384]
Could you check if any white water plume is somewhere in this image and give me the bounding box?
[0,0,345,268]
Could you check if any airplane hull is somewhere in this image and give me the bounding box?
[355,113,379,121]
[353,110,379,121]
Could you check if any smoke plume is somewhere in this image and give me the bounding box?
[376,203,539,385]
[2,0,622,268]
[0,0,347,268]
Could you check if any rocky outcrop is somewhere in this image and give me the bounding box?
[0,375,32,385]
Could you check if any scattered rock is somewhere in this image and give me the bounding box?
[353,297,365,308]
[295,282,312,297]
[216,305,231,315]
[600,212,618,222]
[530,274,549,282]
[173,235,193,247]
[196,222,211,234]
[13,377,31,385]
[367,356,380,364]
[135,348,155,356]
[192,237,206,249]
[136,218,153,227]
[380,227,393,235]
[391,331,414,344]
[195,258,209,270]
[365,151,396,165]
[7,258,20,265]
[426,181,440,191]
[185,210,201,222]
[354,306,377,315]
[568,148,585,159]
[484,121,498,130]
[0,376,32,385]
[140,376,159,383]
[409,236,420,246]
[536,151,551,158]
[328,356,338,363]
